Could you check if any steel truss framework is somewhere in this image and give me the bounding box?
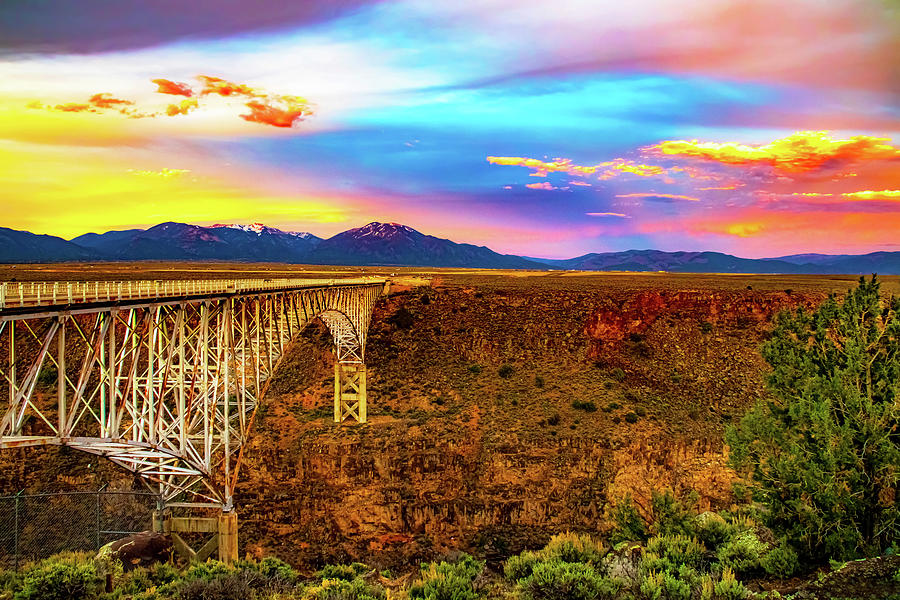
[0,278,385,508]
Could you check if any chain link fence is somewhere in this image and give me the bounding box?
[0,488,160,570]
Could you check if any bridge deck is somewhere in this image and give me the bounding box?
[0,277,384,312]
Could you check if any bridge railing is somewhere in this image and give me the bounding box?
[0,277,384,310]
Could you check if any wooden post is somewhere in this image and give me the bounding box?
[334,362,341,423]
[358,366,367,424]
[218,512,238,563]
[334,363,367,424]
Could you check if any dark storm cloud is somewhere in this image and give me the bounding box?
[0,0,381,55]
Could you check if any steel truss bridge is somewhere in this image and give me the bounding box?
[0,278,386,513]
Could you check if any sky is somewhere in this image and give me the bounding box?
[0,0,898,259]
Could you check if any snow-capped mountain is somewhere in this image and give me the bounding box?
[211,223,318,239]
[307,222,543,268]
[71,222,322,262]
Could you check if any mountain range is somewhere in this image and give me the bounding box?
[2,222,899,274]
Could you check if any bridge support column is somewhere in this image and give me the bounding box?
[334,363,367,423]
[151,509,239,564]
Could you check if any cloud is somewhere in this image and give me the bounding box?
[487,154,724,184]
[198,76,256,97]
[615,192,700,202]
[53,103,93,113]
[697,185,739,190]
[89,93,134,109]
[153,79,194,97]
[648,131,900,174]
[0,1,377,54]
[842,189,900,200]
[597,159,667,179]
[241,96,313,128]
[32,75,315,128]
[526,181,559,190]
[46,93,143,116]
[586,212,630,218]
[129,168,191,178]
[487,156,598,177]
[166,98,200,116]
[570,181,592,187]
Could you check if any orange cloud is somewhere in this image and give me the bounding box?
[615,192,700,202]
[32,75,314,129]
[241,96,312,128]
[789,192,833,197]
[598,159,667,179]
[649,131,900,174]
[697,185,739,190]
[129,168,190,178]
[526,181,559,190]
[89,93,133,109]
[487,156,598,177]
[152,78,194,97]
[54,103,93,113]
[166,98,199,116]
[586,212,630,218]
[198,75,256,97]
[842,189,900,199]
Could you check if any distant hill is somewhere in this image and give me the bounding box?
[2,222,900,273]
[308,222,543,269]
[528,250,805,274]
[0,227,98,263]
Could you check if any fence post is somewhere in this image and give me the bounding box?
[14,490,22,571]
[96,484,107,551]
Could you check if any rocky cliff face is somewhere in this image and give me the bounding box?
[234,282,826,569]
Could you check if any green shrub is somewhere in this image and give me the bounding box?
[726,276,900,559]
[695,512,733,550]
[760,541,799,578]
[0,569,22,594]
[408,554,483,600]
[255,556,298,584]
[650,490,697,537]
[504,552,542,581]
[535,376,545,388]
[504,533,606,582]
[182,560,233,583]
[609,495,648,544]
[644,535,706,571]
[624,411,639,423]
[611,368,626,381]
[540,533,606,565]
[113,562,180,599]
[603,401,621,412]
[498,364,515,379]
[15,557,103,600]
[176,573,251,600]
[571,400,597,412]
[716,530,768,574]
[699,321,713,334]
[316,563,370,582]
[712,568,747,600]
[467,364,482,375]
[519,560,622,600]
[304,577,385,600]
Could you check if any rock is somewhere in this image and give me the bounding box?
[98,531,172,570]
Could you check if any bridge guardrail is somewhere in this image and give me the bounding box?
[0,277,385,310]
